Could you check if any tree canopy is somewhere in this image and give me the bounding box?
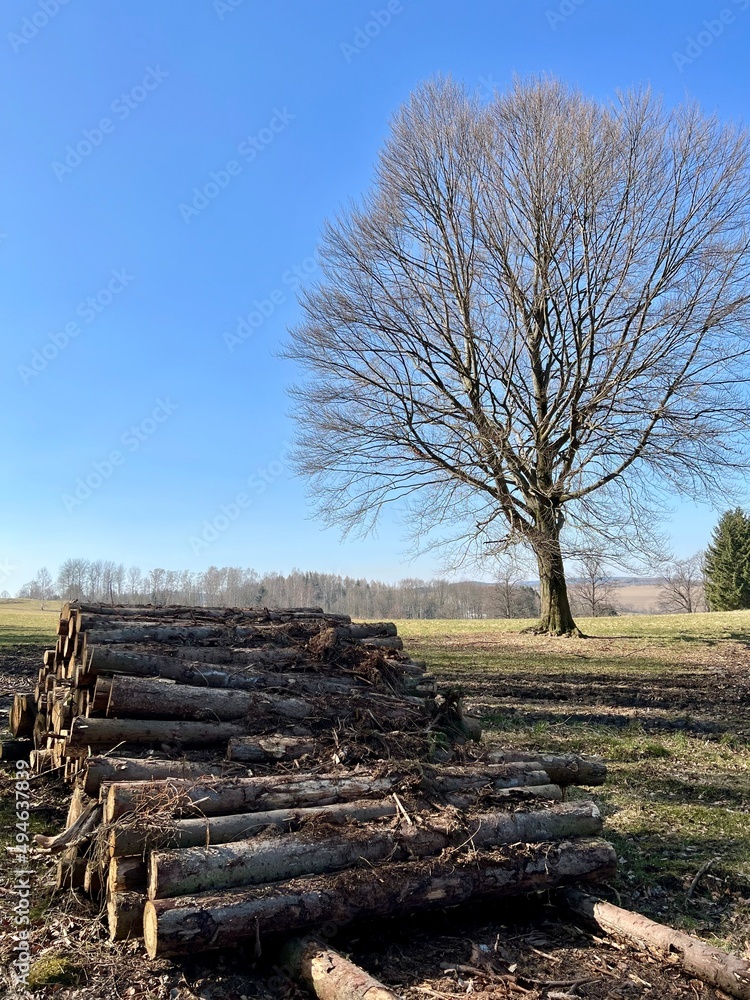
[285,77,750,634]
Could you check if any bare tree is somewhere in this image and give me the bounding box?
[657,553,706,614]
[570,552,617,618]
[285,76,750,634]
[36,567,53,610]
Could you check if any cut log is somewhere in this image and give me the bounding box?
[0,738,33,761]
[561,889,750,1000]
[67,716,246,749]
[108,856,147,894]
[107,890,145,941]
[488,750,607,787]
[103,763,554,822]
[227,736,316,763]
[148,801,603,899]
[106,675,311,722]
[143,837,617,958]
[84,859,105,897]
[81,756,235,797]
[109,799,404,856]
[281,938,402,1000]
[10,693,36,738]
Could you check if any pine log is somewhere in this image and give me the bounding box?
[107,890,145,941]
[85,625,226,644]
[144,838,617,958]
[488,751,607,787]
[103,764,553,822]
[82,756,235,797]
[10,693,36,738]
[281,938,402,1000]
[70,602,347,623]
[109,799,404,856]
[106,675,311,722]
[67,716,246,749]
[56,845,86,890]
[108,856,147,894]
[148,801,603,899]
[89,676,113,714]
[561,889,750,1000]
[227,736,316,763]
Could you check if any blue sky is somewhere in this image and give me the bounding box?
[1,0,748,593]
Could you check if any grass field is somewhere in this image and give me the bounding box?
[0,598,60,648]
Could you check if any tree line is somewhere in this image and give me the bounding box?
[15,559,540,620]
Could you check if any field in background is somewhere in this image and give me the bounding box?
[396,610,750,954]
[0,598,60,648]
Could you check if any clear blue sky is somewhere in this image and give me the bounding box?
[1,0,748,593]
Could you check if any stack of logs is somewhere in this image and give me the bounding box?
[6,603,615,961]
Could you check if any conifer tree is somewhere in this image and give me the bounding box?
[703,509,750,610]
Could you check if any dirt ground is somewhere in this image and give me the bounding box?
[1,639,747,1000]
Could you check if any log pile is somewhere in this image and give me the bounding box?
[4,602,615,964]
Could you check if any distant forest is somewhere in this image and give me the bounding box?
[16,559,541,620]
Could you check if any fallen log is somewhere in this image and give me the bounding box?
[102,763,554,821]
[33,802,102,852]
[488,750,607,787]
[280,938,402,1000]
[561,888,750,1000]
[108,856,147,894]
[81,756,235,798]
[148,801,604,898]
[108,799,400,856]
[0,738,33,761]
[85,625,226,645]
[143,837,617,958]
[67,716,246,749]
[105,675,312,722]
[227,736,316,764]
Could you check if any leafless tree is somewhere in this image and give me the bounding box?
[657,553,706,613]
[36,567,53,610]
[570,552,617,618]
[284,76,750,634]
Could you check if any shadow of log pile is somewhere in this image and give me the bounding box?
[5,602,613,964]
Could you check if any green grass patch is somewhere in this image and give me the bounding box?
[0,599,60,649]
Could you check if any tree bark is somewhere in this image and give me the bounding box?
[561,889,750,1000]
[533,521,581,636]
[143,838,617,958]
[82,755,235,797]
[147,801,603,899]
[108,799,401,856]
[280,938,402,1000]
[227,736,316,764]
[67,716,245,749]
[487,751,607,787]
[103,764,555,821]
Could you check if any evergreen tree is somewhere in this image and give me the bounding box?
[703,509,750,610]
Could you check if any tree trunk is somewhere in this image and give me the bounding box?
[67,716,245,749]
[280,938,402,1000]
[227,736,316,764]
[103,763,556,821]
[533,518,581,636]
[561,889,750,1000]
[108,799,401,856]
[147,801,603,899]
[107,890,145,941]
[82,756,234,797]
[143,838,617,958]
[486,751,606,786]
